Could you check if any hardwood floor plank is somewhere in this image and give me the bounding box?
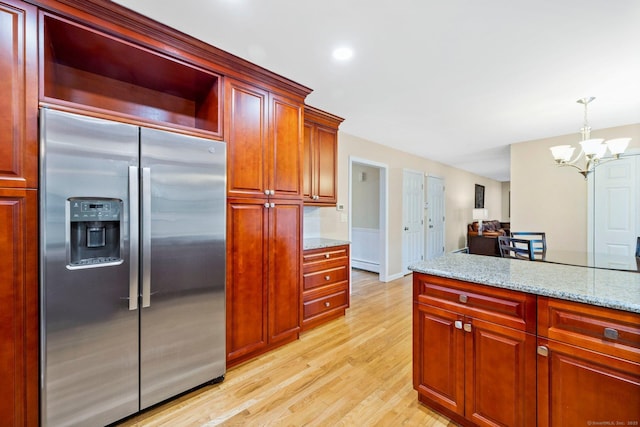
[117,270,457,426]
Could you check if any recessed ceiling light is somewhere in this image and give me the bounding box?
[332,47,353,61]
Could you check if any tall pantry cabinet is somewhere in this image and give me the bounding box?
[225,78,306,367]
[0,1,39,426]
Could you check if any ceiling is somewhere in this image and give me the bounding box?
[113,0,640,182]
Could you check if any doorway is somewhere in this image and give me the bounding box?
[349,157,389,282]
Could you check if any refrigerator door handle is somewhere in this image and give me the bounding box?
[142,167,152,307]
[128,166,139,311]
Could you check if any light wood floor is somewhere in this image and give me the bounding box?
[117,270,457,427]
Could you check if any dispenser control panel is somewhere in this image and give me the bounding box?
[69,200,121,222]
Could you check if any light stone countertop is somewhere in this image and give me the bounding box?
[409,253,640,314]
[303,238,351,251]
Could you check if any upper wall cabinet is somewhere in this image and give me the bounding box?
[303,106,344,206]
[39,13,222,138]
[226,78,304,199]
[0,0,38,189]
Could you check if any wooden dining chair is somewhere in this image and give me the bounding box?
[498,236,535,261]
[510,232,546,260]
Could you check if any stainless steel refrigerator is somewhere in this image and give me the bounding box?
[40,108,226,426]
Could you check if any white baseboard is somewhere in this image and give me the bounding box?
[352,259,380,273]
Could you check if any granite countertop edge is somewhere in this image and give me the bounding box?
[409,253,640,314]
[303,238,351,251]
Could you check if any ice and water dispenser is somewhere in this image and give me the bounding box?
[67,198,123,268]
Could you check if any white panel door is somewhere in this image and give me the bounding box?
[426,176,445,260]
[594,155,639,269]
[402,170,424,273]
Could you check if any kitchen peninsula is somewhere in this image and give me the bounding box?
[410,253,640,427]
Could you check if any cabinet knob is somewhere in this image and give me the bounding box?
[463,323,472,333]
[324,301,330,307]
[264,202,270,208]
[459,294,468,303]
[325,275,331,281]
[454,320,463,330]
[537,346,549,357]
[264,189,270,196]
[325,254,330,258]
[270,202,275,208]
[603,327,619,340]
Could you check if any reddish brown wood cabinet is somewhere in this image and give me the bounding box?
[414,273,640,426]
[225,76,306,366]
[226,78,304,199]
[0,1,38,426]
[303,106,344,206]
[0,189,38,427]
[413,273,537,427]
[301,245,350,331]
[537,297,640,426]
[0,0,37,189]
[226,198,302,367]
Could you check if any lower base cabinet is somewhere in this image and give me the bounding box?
[226,198,302,367]
[413,274,536,427]
[537,297,640,426]
[413,273,640,427]
[0,189,38,427]
[301,245,350,331]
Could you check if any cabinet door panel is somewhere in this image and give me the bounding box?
[0,189,38,427]
[302,121,313,200]
[315,125,337,203]
[226,80,268,197]
[0,0,37,188]
[270,94,302,198]
[413,303,465,416]
[226,200,268,360]
[538,338,640,427]
[268,201,302,342]
[466,318,536,427]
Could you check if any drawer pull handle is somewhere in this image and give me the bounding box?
[537,346,549,357]
[324,302,330,307]
[604,327,619,340]
[325,275,331,281]
[459,294,468,303]
[454,320,463,330]
[325,254,330,258]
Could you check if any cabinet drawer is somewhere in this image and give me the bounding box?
[303,289,348,319]
[538,297,640,362]
[303,246,349,271]
[303,265,348,290]
[413,273,536,333]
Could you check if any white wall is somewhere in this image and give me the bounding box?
[510,123,640,252]
[306,132,504,278]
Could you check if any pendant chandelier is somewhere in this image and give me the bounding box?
[549,97,630,178]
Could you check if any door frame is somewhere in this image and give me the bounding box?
[349,156,390,282]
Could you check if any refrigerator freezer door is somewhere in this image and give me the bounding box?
[139,127,226,408]
[40,109,140,426]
